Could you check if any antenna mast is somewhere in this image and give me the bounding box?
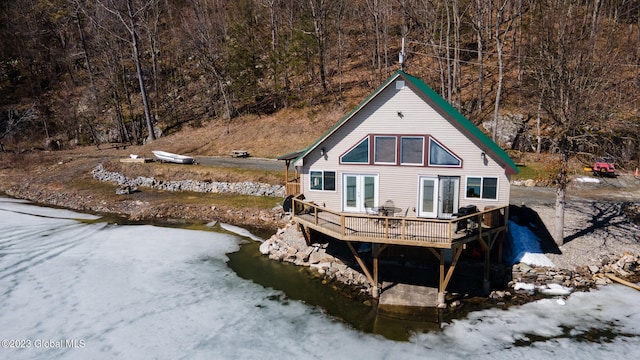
[399,38,406,71]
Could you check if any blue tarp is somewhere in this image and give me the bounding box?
[505,220,555,267]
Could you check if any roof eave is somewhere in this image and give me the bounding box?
[295,71,404,163]
[398,71,519,175]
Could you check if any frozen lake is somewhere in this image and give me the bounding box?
[1,197,639,359]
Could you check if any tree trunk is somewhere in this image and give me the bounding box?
[75,9,100,146]
[452,0,461,109]
[554,154,569,245]
[536,99,542,154]
[445,0,452,102]
[554,183,566,246]
[127,0,156,141]
[475,0,485,114]
[309,0,328,95]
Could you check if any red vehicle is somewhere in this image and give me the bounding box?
[593,157,615,176]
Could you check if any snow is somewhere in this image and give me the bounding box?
[219,223,264,242]
[1,198,639,359]
[574,176,601,183]
[539,283,574,296]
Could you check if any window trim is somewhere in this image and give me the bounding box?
[339,134,463,168]
[400,136,425,166]
[464,176,499,200]
[373,135,397,165]
[340,137,370,164]
[428,138,462,168]
[309,170,337,192]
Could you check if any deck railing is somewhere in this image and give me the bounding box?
[292,198,508,248]
[285,179,300,197]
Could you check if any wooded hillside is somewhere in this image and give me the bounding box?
[1,0,638,165]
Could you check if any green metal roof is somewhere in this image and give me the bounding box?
[295,70,519,175]
[277,149,306,161]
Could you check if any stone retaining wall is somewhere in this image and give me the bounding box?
[92,164,286,197]
[504,253,639,299]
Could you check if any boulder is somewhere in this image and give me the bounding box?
[259,240,271,255]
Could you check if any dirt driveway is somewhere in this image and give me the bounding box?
[511,173,640,204]
[194,155,284,172]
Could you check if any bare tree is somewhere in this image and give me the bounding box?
[307,0,329,95]
[525,0,621,245]
[180,0,235,131]
[473,0,489,114]
[492,0,517,142]
[93,0,157,141]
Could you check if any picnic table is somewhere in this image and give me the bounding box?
[231,150,250,158]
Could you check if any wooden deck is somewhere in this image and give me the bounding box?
[291,198,509,306]
[292,198,508,249]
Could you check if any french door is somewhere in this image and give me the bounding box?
[418,176,459,218]
[418,177,438,217]
[438,176,460,218]
[343,174,378,213]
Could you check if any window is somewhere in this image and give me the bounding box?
[429,138,461,166]
[374,136,396,164]
[310,171,336,191]
[466,177,498,200]
[324,171,336,191]
[340,135,458,167]
[341,138,369,163]
[401,136,424,165]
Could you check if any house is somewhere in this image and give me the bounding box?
[291,69,517,217]
[283,69,518,306]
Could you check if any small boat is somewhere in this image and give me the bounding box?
[152,150,195,164]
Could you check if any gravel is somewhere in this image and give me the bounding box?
[511,174,640,270]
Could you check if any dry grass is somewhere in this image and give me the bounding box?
[125,105,347,159]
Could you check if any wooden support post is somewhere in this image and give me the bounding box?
[497,232,504,263]
[373,243,379,297]
[284,160,290,196]
[438,249,446,307]
[438,246,464,308]
[428,248,441,261]
[484,242,491,295]
[298,224,311,246]
[345,241,377,298]
[483,236,497,296]
[313,207,318,225]
[442,246,463,292]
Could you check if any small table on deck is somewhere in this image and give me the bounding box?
[377,206,402,217]
[372,206,403,227]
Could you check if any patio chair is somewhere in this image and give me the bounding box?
[395,207,409,218]
[365,206,378,216]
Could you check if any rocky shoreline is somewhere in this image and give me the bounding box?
[261,221,640,307]
[0,160,288,234]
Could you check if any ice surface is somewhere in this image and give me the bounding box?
[0,198,638,359]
